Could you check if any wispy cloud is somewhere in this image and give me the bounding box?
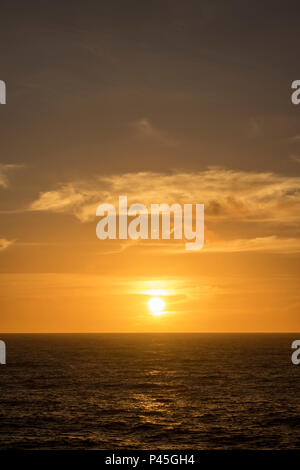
[290,155,300,163]
[289,135,300,142]
[131,118,178,147]
[204,236,300,254]
[0,164,22,188]
[29,167,300,224]
[105,236,300,255]
[0,238,15,251]
[30,184,89,212]
[27,167,300,254]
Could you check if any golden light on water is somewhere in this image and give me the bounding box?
[147,297,166,316]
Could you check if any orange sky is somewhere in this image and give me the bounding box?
[0,2,300,332]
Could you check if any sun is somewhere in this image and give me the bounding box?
[147,297,166,316]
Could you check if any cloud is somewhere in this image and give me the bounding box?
[30,184,89,212]
[131,118,177,147]
[0,238,15,251]
[103,235,300,255]
[0,164,22,188]
[290,155,300,163]
[289,135,300,142]
[27,167,300,254]
[29,167,300,224]
[248,117,264,138]
[203,236,300,254]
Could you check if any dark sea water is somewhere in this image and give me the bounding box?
[0,333,299,449]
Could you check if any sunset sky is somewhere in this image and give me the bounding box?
[1,1,300,332]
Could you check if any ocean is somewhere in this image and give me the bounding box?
[0,333,299,449]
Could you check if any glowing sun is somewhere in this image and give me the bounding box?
[148,297,166,316]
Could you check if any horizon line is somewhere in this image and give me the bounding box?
[0,331,299,335]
